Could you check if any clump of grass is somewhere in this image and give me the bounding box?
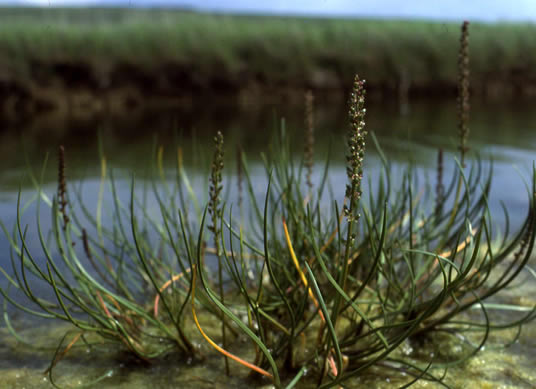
[1,21,536,389]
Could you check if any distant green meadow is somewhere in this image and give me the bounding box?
[1,7,536,96]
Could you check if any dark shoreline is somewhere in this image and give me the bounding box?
[3,76,536,120]
[1,8,536,117]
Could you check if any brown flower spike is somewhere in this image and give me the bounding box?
[344,75,367,223]
[304,90,315,192]
[57,145,69,230]
[458,21,470,167]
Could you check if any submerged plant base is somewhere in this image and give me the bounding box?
[2,305,536,389]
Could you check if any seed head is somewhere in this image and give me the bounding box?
[304,90,315,192]
[57,145,69,230]
[344,75,367,221]
[209,131,224,237]
[458,21,470,166]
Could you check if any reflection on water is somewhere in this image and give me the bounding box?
[2,97,535,238]
[1,97,536,387]
[2,97,536,179]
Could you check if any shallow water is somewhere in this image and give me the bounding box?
[1,97,536,387]
[2,302,535,388]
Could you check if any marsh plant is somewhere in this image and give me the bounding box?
[2,21,536,388]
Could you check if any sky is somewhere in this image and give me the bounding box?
[4,0,536,23]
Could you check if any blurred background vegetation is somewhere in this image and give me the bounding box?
[2,7,536,119]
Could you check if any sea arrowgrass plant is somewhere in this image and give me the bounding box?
[207,130,230,375]
[1,21,536,389]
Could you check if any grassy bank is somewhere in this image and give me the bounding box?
[1,7,536,115]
